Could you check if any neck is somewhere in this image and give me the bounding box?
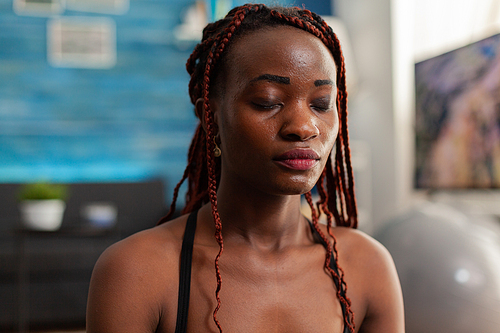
[201,178,311,251]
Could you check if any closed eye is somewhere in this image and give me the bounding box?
[252,101,282,110]
[311,105,330,112]
[311,96,332,112]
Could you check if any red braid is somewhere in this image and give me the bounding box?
[200,6,261,330]
[315,168,356,330]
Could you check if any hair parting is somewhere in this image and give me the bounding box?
[159,4,358,332]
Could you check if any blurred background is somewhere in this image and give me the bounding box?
[0,0,499,332]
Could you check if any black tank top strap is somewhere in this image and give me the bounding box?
[174,209,198,333]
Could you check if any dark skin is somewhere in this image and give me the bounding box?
[86,26,404,332]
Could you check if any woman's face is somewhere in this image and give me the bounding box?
[212,25,339,196]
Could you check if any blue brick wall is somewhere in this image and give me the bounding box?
[0,0,200,188]
[0,0,317,201]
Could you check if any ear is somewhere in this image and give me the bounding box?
[195,97,219,134]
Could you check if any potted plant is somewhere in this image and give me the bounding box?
[18,182,69,231]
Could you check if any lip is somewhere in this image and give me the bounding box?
[273,149,320,171]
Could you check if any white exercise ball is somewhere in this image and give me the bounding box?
[375,202,500,333]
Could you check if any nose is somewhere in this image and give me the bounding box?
[279,101,319,141]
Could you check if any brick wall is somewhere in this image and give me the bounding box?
[0,0,201,190]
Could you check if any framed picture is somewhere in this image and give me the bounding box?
[415,33,500,189]
[47,17,117,69]
[13,0,65,16]
[65,0,129,15]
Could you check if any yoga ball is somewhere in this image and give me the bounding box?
[375,202,500,333]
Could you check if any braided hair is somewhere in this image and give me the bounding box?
[158,4,358,332]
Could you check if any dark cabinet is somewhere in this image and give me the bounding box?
[0,181,167,332]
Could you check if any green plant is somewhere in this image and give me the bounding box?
[17,182,69,201]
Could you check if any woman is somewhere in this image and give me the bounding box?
[86,4,404,333]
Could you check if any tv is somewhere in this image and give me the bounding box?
[414,33,500,189]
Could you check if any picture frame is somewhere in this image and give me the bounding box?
[13,0,65,16]
[47,17,117,69]
[414,33,500,189]
[65,0,129,15]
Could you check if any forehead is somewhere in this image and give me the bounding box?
[223,25,336,83]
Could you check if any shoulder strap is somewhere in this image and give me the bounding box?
[174,210,198,333]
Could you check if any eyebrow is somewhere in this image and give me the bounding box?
[250,74,290,85]
[250,75,334,87]
[314,79,333,87]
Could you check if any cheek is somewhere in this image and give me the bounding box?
[331,119,340,145]
[320,113,340,149]
[219,112,275,159]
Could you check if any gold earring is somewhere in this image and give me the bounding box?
[214,137,221,157]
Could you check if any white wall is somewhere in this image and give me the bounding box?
[335,0,500,230]
[335,0,397,229]
[412,0,500,61]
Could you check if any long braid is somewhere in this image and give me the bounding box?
[182,125,209,213]
[323,17,358,228]
[305,190,355,332]
[316,168,356,331]
[160,4,358,332]
[201,41,224,330]
[200,5,263,330]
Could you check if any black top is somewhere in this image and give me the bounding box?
[174,210,352,333]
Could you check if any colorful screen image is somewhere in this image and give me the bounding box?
[415,33,500,188]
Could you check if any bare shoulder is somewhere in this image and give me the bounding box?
[329,227,405,333]
[94,216,186,274]
[331,227,395,270]
[86,216,188,333]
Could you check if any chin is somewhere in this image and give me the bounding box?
[273,179,318,196]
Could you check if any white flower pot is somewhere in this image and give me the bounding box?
[19,199,66,231]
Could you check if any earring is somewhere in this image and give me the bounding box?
[214,137,221,157]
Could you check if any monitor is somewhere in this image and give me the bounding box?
[414,33,500,188]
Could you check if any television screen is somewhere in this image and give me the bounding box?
[415,33,500,188]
